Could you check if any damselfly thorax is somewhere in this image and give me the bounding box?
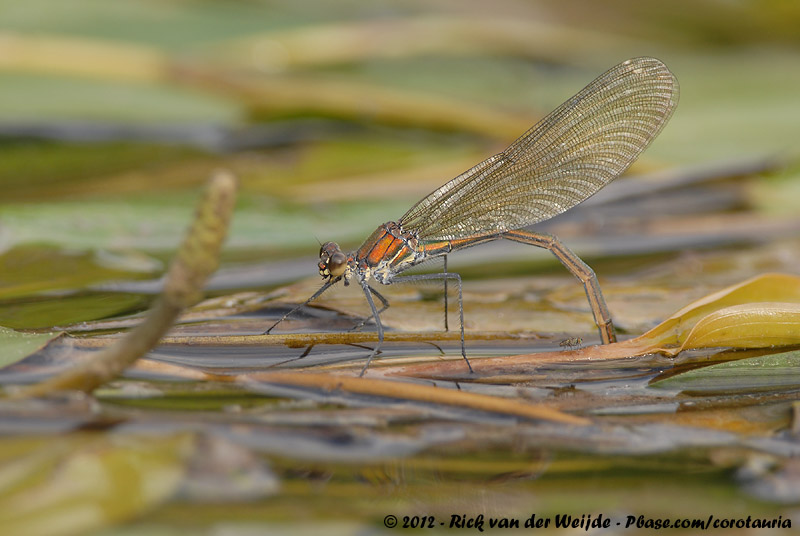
[322,222,488,285]
[267,57,680,376]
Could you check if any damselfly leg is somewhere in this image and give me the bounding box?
[502,230,616,345]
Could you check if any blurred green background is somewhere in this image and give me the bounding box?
[1,1,800,535]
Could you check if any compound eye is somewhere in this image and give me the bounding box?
[328,252,347,277]
[319,241,338,259]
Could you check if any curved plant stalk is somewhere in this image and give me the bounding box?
[10,170,237,398]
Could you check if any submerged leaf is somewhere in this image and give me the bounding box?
[650,350,800,393]
[0,245,157,301]
[0,293,150,331]
[0,327,62,368]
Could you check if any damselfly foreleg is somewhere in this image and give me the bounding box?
[349,284,391,332]
[358,278,386,376]
[264,277,341,334]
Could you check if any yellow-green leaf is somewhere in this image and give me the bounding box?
[635,273,800,348]
[679,302,800,351]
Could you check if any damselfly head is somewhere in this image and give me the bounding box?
[318,241,347,279]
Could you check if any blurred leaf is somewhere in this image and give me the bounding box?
[657,52,800,163]
[0,433,193,536]
[0,245,156,330]
[0,143,209,203]
[751,158,800,217]
[0,245,159,300]
[0,29,529,138]
[0,292,150,330]
[0,0,299,47]
[0,202,194,252]
[0,326,61,368]
[0,73,240,124]
[217,16,640,69]
[182,69,533,140]
[651,349,800,393]
[0,32,165,83]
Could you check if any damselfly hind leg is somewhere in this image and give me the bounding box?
[502,230,616,344]
[443,255,449,332]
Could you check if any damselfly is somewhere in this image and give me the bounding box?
[267,57,679,375]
